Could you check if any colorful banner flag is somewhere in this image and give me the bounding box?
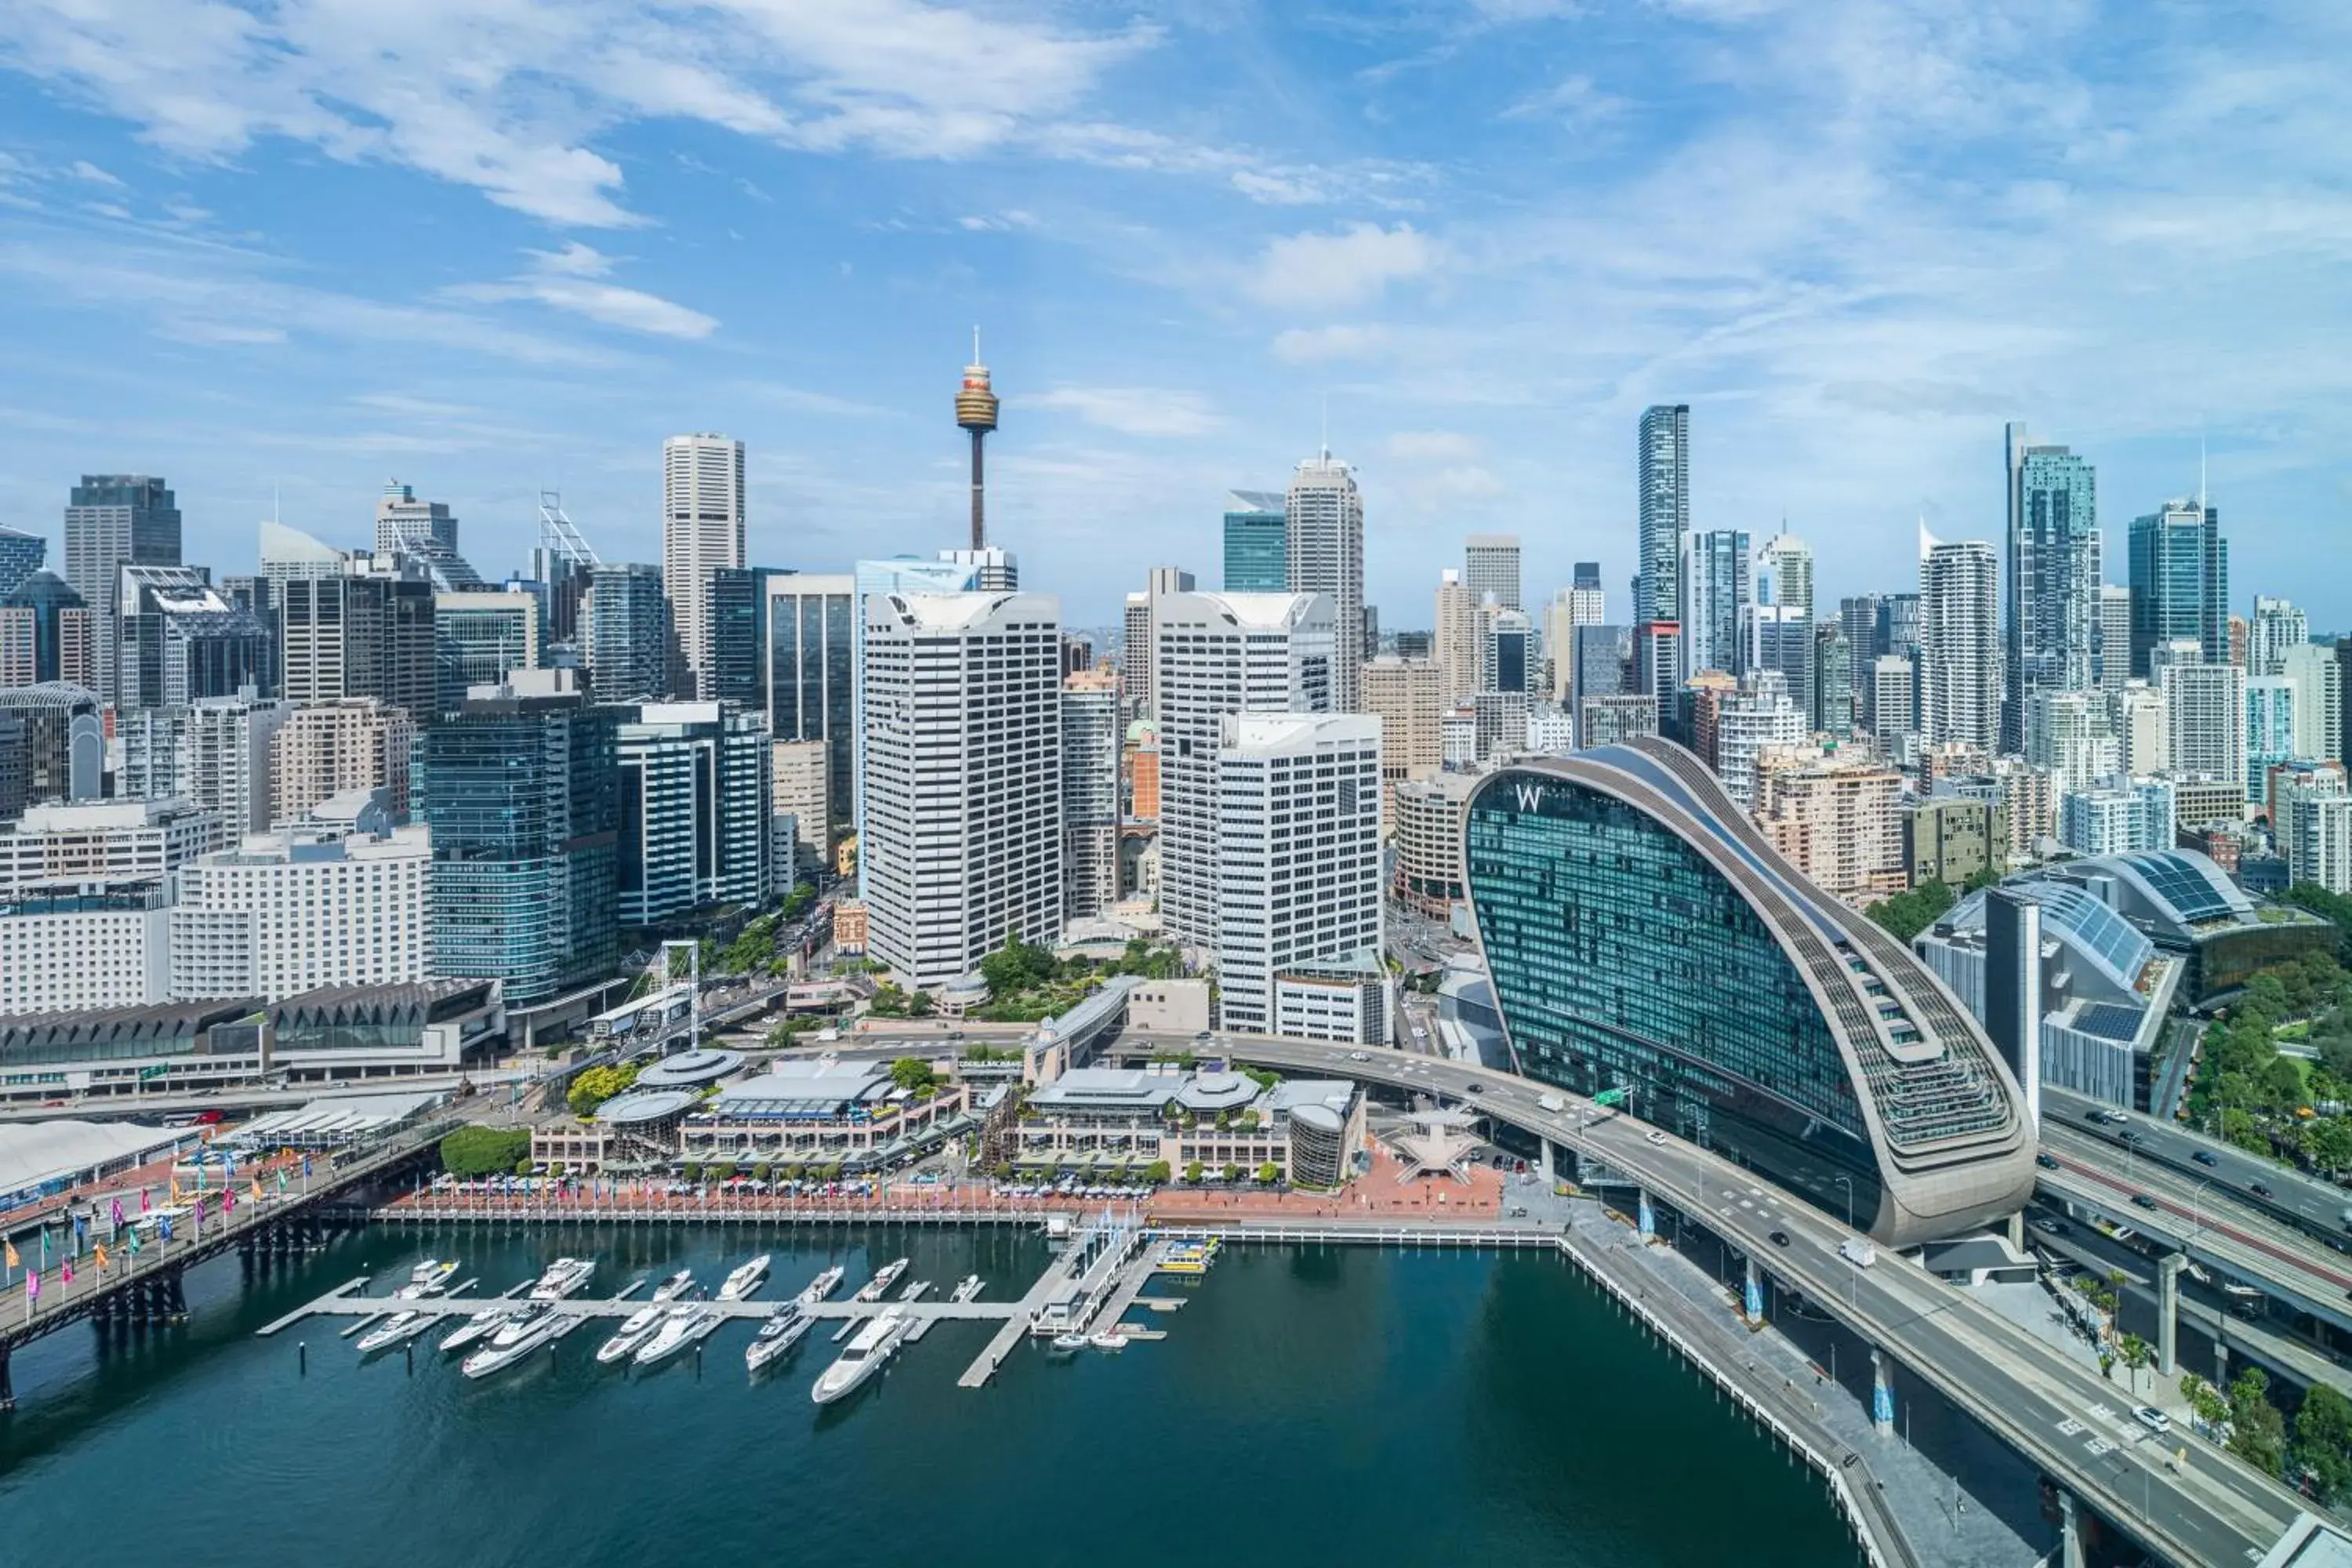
[301,1155,313,1179]
[159,1214,172,1242]
[276,1170,287,1196]
[94,1243,109,1271]
[140,1186,151,1214]
[38,1229,49,1267]
[250,1178,263,1203]
[126,1229,143,1256]
[3,1239,16,1269]
[169,1176,182,1203]
[60,1259,72,1286]
[110,1197,124,1227]
[25,1268,38,1301]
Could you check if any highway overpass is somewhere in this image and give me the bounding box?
[1114,1027,2309,1568]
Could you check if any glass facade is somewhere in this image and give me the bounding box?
[1221,500,1287,593]
[2127,501,2227,676]
[766,581,855,818]
[1465,771,1886,1228]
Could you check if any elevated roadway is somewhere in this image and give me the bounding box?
[1123,1029,2307,1567]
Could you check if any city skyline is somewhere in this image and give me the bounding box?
[1,4,2347,628]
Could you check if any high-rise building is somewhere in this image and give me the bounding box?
[1751,606,1813,720]
[2027,689,2119,795]
[280,557,437,715]
[1434,570,1479,704]
[270,698,416,826]
[1918,531,2000,750]
[2246,676,2299,804]
[0,796,222,898]
[2109,682,2169,778]
[2280,773,2352,894]
[2057,778,2176,858]
[2280,643,2343,768]
[1864,655,1917,741]
[614,702,771,927]
[64,474,180,706]
[169,820,431,1000]
[374,481,482,589]
[0,572,96,691]
[434,588,543,713]
[2162,659,2248,790]
[1577,692,1658,748]
[1755,533,1813,623]
[703,565,777,713]
[583,563,673,703]
[1464,534,1523,612]
[1221,492,1287,593]
[0,684,102,823]
[416,670,619,1006]
[1210,711,1383,1036]
[860,591,1062,988]
[1286,451,1365,712]
[768,738,828,879]
[1570,561,1606,625]
[2249,596,2308,677]
[1682,529,1751,678]
[1755,752,1905,900]
[849,555,985,865]
[0,526,44,600]
[2094,584,2132,692]
[1121,593,1152,710]
[2127,496,2227,676]
[1634,621,1683,706]
[938,546,1018,591]
[1714,671,1806,810]
[661,433,746,699]
[1362,656,1443,829]
[1810,623,1853,737]
[1570,624,1633,729]
[117,565,272,711]
[1062,669,1121,921]
[1636,405,1690,626]
[1154,589,1335,952]
[119,692,287,834]
[1544,574,1607,702]
[763,573,856,826]
[1482,607,1533,696]
[2002,423,2100,753]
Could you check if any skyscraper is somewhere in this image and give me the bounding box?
[763,572,856,822]
[2249,596,2308,677]
[374,481,483,588]
[1636,405,1690,625]
[614,702,772,926]
[1464,534,1523,612]
[2003,423,2100,753]
[1434,570,1479,704]
[1153,588,1336,952]
[1811,622,1853,737]
[0,572,96,691]
[1221,492,1287,593]
[1286,450,1364,712]
[2162,658,2248,789]
[116,564,273,711]
[1919,530,2000,750]
[583,563,673,704]
[1061,668,1121,920]
[2094,585,2132,692]
[1755,532,1814,623]
[64,474,180,706]
[1570,562,1605,625]
[434,588,543,713]
[1681,529,1751,677]
[860,590,1062,987]
[2127,497,2228,675]
[704,565,776,712]
[0,527,43,601]
[280,558,437,716]
[662,433,746,700]
[417,670,618,1005]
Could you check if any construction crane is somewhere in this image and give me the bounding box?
[537,490,601,568]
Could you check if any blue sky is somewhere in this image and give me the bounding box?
[1,0,2347,633]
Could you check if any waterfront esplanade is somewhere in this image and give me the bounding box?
[1463,739,2036,1247]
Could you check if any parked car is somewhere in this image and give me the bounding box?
[1769,1230,1791,1248]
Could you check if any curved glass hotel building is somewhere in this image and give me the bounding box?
[1463,739,2035,1245]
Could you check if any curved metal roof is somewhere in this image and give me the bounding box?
[635,1047,744,1087]
[597,1089,702,1125]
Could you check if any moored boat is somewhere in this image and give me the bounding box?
[852,1258,909,1303]
[461,1306,563,1379]
[651,1268,695,1302]
[717,1254,771,1302]
[796,1265,846,1306]
[357,1311,422,1353]
[1089,1331,1129,1352]
[528,1258,597,1300]
[594,1303,666,1365]
[811,1311,910,1405]
[949,1275,984,1303]
[745,1302,812,1373]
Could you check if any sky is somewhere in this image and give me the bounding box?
[2,0,2348,634]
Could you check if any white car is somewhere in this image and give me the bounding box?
[2133,1406,2172,1436]
[1645,1130,1667,1147]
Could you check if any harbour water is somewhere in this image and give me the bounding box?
[0,1225,1855,1566]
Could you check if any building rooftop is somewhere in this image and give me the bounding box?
[635,1047,744,1088]
[1030,1066,1185,1115]
[0,1121,190,1201]
[0,998,260,1053]
[705,1059,896,1120]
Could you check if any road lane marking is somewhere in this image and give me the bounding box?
[2057,1418,2085,1436]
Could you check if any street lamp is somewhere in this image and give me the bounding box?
[1833,1174,1858,1307]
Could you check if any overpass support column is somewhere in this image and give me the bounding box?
[1537,1138,1555,1185]
[2056,1488,2085,1568]
[2155,1253,2185,1377]
[2005,1209,2024,1252]
[1869,1348,1894,1436]
[1742,1256,1764,1323]
[1636,1188,1655,1242]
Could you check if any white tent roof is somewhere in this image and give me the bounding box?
[0,1121,183,1196]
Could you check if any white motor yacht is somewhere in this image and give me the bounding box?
[439,1303,517,1353]
[407,1259,459,1293]
[651,1268,695,1303]
[717,1254,771,1302]
[949,1275,984,1303]
[357,1311,422,1354]
[633,1305,721,1367]
[594,1303,666,1365]
[461,1310,563,1381]
[811,1311,911,1405]
[795,1265,846,1306]
[852,1258,909,1303]
[528,1258,597,1301]
[745,1303,812,1373]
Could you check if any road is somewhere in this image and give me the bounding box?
[2047,1084,2352,1254]
[1134,1029,2307,1568]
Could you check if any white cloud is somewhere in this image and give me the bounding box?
[1026,386,1224,437]
[1271,324,1393,364]
[67,158,126,187]
[1385,430,1485,463]
[1500,74,1624,125]
[447,245,717,339]
[1247,223,1442,311]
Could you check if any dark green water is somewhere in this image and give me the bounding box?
[0,1225,1856,1567]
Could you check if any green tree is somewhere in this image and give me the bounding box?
[2229,1367,2288,1477]
[440,1124,532,1178]
[1143,1160,1171,1185]
[2118,1333,2151,1396]
[2295,1384,2352,1504]
[1221,1163,1241,1183]
[1255,1161,1279,1185]
[1184,1160,1203,1183]
[1864,880,1957,942]
[888,1057,938,1094]
[2181,1373,2230,1425]
[906,989,935,1018]
[565,1062,640,1116]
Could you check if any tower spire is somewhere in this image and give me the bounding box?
[955,328,1000,551]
